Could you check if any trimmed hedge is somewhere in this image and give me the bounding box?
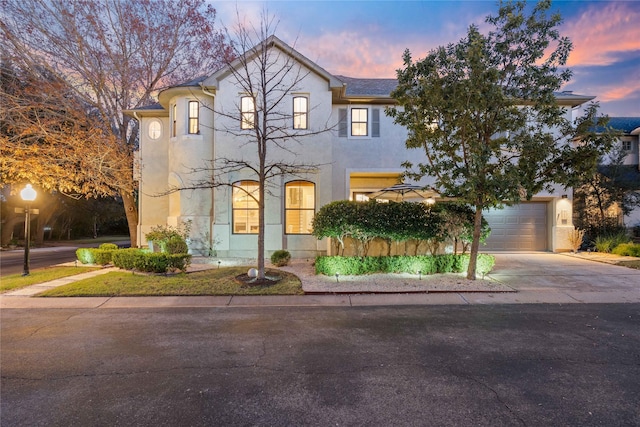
[112,248,191,273]
[612,243,640,257]
[76,248,116,265]
[315,254,495,276]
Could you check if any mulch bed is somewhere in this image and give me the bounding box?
[235,274,282,287]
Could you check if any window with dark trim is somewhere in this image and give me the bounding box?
[293,96,308,129]
[241,96,256,129]
[188,101,199,134]
[232,181,259,234]
[351,108,368,136]
[285,181,315,234]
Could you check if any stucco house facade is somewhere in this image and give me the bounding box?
[127,36,595,257]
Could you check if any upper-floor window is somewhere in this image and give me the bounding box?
[188,101,199,134]
[351,108,368,136]
[232,180,259,234]
[622,140,632,152]
[285,181,315,234]
[148,120,162,140]
[338,107,380,138]
[241,96,256,129]
[293,96,308,130]
[171,104,177,137]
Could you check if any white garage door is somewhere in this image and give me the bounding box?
[483,203,548,251]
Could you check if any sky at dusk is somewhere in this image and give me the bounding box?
[214,0,640,117]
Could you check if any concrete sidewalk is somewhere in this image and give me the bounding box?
[1,252,638,308]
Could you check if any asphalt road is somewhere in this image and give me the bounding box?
[2,303,639,426]
[0,247,79,276]
[0,241,129,276]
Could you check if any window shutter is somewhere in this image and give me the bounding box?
[372,108,380,137]
[338,108,347,137]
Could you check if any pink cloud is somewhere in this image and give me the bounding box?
[563,2,640,67]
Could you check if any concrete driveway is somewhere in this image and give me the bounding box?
[485,252,640,304]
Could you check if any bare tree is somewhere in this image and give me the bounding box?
[169,13,333,279]
[0,0,232,246]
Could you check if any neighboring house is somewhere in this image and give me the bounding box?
[126,36,595,257]
[601,117,640,228]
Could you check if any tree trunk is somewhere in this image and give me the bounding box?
[466,204,484,280]
[121,191,138,247]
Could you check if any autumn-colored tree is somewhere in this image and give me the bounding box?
[0,0,232,246]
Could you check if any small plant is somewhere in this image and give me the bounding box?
[145,221,191,254]
[612,243,640,257]
[271,250,291,267]
[165,236,189,254]
[567,228,586,253]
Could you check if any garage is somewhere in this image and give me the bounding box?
[482,203,548,251]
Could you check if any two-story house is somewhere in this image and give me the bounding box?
[126,36,595,257]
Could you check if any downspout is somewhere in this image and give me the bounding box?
[133,111,142,248]
[200,83,216,254]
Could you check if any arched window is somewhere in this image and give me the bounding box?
[285,181,315,234]
[232,181,259,234]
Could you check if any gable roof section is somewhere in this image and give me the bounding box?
[202,35,344,91]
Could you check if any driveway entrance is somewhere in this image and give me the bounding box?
[489,252,640,295]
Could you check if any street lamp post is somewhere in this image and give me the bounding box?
[20,184,37,276]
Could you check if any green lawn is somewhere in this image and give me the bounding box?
[1,266,102,293]
[617,260,640,270]
[37,267,303,297]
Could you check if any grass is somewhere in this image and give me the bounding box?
[1,266,102,293]
[616,260,640,270]
[37,267,303,297]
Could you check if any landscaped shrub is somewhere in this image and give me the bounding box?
[612,243,640,257]
[145,222,191,254]
[91,249,114,265]
[112,248,191,273]
[315,254,495,277]
[76,248,95,264]
[98,243,119,250]
[594,231,630,253]
[270,250,291,267]
[165,236,189,254]
[76,247,115,265]
[312,200,490,256]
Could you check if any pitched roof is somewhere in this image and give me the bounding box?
[607,117,640,134]
[334,75,398,96]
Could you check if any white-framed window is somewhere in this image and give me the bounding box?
[622,140,632,152]
[171,104,177,137]
[293,96,308,130]
[148,120,162,140]
[351,108,368,136]
[241,96,256,129]
[338,107,381,138]
[285,181,315,234]
[188,101,199,134]
[232,180,259,234]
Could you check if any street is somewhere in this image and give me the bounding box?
[0,241,130,276]
[2,303,639,426]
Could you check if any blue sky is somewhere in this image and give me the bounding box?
[214,0,640,116]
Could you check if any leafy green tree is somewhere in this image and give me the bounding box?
[387,0,611,279]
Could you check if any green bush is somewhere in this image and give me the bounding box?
[98,243,119,250]
[91,249,114,265]
[315,254,495,276]
[165,236,189,254]
[270,250,291,267]
[76,248,95,264]
[76,248,114,265]
[112,248,191,273]
[612,243,640,257]
[594,232,630,253]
